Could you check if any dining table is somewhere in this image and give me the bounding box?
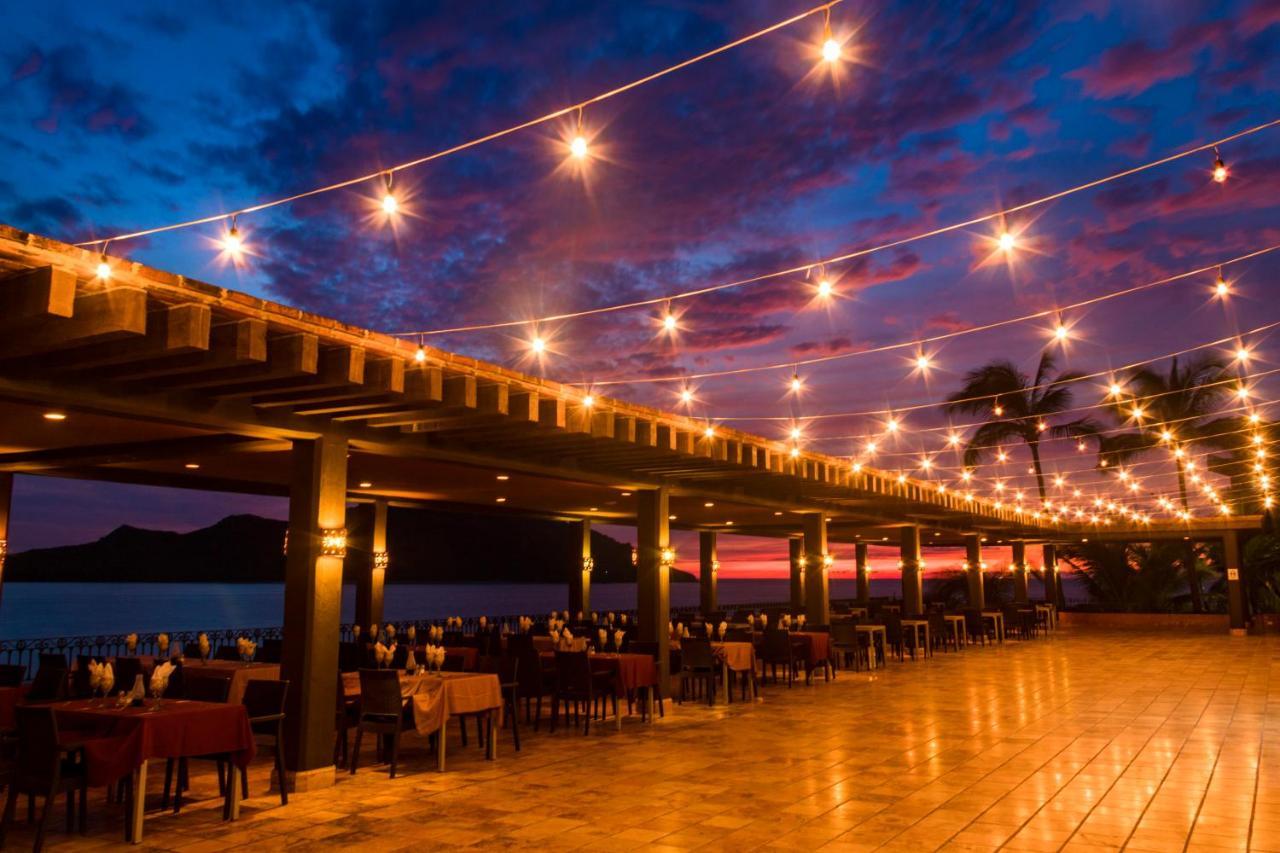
[901,619,931,659]
[711,641,757,702]
[54,698,255,844]
[981,610,1006,643]
[539,650,659,726]
[942,613,966,649]
[181,660,281,704]
[343,670,503,770]
[791,631,833,680]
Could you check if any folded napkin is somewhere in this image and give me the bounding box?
[150,661,174,696]
[100,661,114,695]
[718,621,728,639]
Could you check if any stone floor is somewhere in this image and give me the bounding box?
[15,627,1280,852]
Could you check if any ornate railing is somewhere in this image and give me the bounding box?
[2,598,871,675]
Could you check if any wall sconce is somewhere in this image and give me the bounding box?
[797,555,808,569]
[282,530,288,556]
[373,551,390,570]
[660,546,676,567]
[630,546,638,566]
[0,539,6,571]
[822,553,834,569]
[321,528,348,558]
[710,559,720,573]
[582,556,595,573]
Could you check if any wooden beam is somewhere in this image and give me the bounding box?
[91,318,268,381]
[0,286,146,357]
[0,434,281,472]
[0,265,76,319]
[144,332,318,394]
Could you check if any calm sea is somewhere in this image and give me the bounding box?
[0,577,1071,640]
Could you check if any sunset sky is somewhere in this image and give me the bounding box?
[2,0,1278,577]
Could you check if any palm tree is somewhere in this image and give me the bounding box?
[1096,354,1235,612]
[944,351,1098,502]
[1059,541,1193,612]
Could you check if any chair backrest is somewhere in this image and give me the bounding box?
[681,637,715,670]
[113,657,146,696]
[184,670,233,703]
[13,705,62,783]
[553,650,593,695]
[928,612,947,632]
[358,668,404,717]
[442,631,465,647]
[881,614,903,642]
[506,633,534,656]
[391,644,410,669]
[183,642,205,660]
[38,652,67,671]
[515,643,546,694]
[498,653,518,685]
[213,645,241,661]
[724,628,753,643]
[72,655,95,698]
[830,621,857,646]
[243,678,289,721]
[0,663,24,687]
[24,661,67,702]
[627,640,659,661]
[338,641,363,672]
[761,629,792,658]
[258,638,283,663]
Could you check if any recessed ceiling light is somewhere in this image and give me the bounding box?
[774,511,783,516]
[42,412,66,421]
[496,474,509,481]
[704,502,715,508]
[668,515,677,521]
[725,521,734,526]
[495,497,506,503]
[620,491,632,497]
[185,463,201,470]
[589,507,599,512]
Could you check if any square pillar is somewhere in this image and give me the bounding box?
[0,473,11,612]
[788,537,805,611]
[964,534,984,608]
[699,531,718,615]
[1012,541,1029,604]
[1041,543,1057,605]
[637,487,671,685]
[569,519,592,618]
[855,542,869,604]
[900,526,923,616]
[281,435,347,791]
[1225,530,1245,635]
[350,499,388,633]
[803,513,830,625]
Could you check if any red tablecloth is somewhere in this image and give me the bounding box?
[539,651,658,694]
[792,632,831,668]
[55,699,256,787]
[0,686,26,729]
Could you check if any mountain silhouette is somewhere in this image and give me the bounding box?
[7,510,695,584]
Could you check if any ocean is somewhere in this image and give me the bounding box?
[0,577,1068,640]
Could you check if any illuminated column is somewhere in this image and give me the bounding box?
[1041,543,1057,605]
[964,534,984,608]
[803,513,830,625]
[1012,540,1029,604]
[699,531,718,615]
[788,537,805,611]
[1225,530,1245,635]
[281,435,347,791]
[351,499,388,632]
[0,473,11,611]
[855,542,869,604]
[900,526,923,616]
[637,487,671,685]
[569,519,592,617]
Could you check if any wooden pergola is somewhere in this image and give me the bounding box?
[0,223,1257,789]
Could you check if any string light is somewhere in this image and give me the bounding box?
[1213,146,1228,183]
[530,335,547,355]
[885,417,900,433]
[997,231,1016,252]
[414,335,427,363]
[1215,268,1230,297]
[379,172,398,216]
[221,216,244,258]
[569,106,589,161]
[679,387,694,405]
[1054,323,1070,342]
[582,394,595,408]
[95,248,111,280]
[663,310,678,332]
[789,371,803,394]
[820,7,841,63]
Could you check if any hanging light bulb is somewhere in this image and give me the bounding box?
[663,312,677,332]
[947,433,962,448]
[380,172,398,215]
[915,353,931,371]
[569,106,589,160]
[96,245,111,280]
[790,426,802,441]
[221,216,244,258]
[1215,268,1230,297]
[530,335,547,355]
[1235,345,1250,362]
[582,394,595,408]
[821,7,841,63]
[996,449,1008,462]
[1212,146,1228,183]
[864,440,877,455]
[1077,440,1087,452]
[885,417,899,433]
[992,400,1004,417]
[997,231,1016,252]
[679,387,693,405]
[789,371,802,394]
[1054,323,1069,342]
[414,335,427,363]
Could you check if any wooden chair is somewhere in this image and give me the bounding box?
[679,638,718,705]
[236,680,289,807]
[497,654,520,751]
[0,706,88,852]
[350,669,406,778]
[23,661,68,704]
[333,672,359,768]
[759,629,797,687]
[513,639,554,731]
[830,620,862,672]
[162,671,233,813]
[622,641,665,719]
[550,651,614,734]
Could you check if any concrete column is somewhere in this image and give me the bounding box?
[281,435,347,791]
[964,534,984,608]
[1225,530,1245,635]
[855,542,870,604]
[788,537,805,611]
[1041,543,1057,604]
[351,499,388,632]
[900,526,923,616]
[1012,540,1028,604]
[637,487,671,685]
[0,473,11,612]
[569,519,591,618]
[803,513,830,625]
[699,531,718,615]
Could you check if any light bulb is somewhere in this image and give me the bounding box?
[663,313,677,332]
[582,395,594,408]
[570,135,588,160]
[530,336,546,354]
[1235,347,1250,362]
[822,38,841,63]
[679,388,693,404]
[1213,157,1228,183]
[998,231,1016,252]
[414,345,427,363]
[1215,273,1229,297]
[865,441,877,454]
[947,433,961,447]
[1108,382,1122,397]
[96,255,110,280]
[1237,386,1250,399]
[1077,440,1086,452]
[993,403,1004,416]
[1054,324,1069,341]
[886,417,899,433]
[790,446,800,458]
[997,449,1008,462]
[222,226,243,257]
[816,278,833,298]
[1036,420,1048,432]
[790,373,802,393]
[790,427,802,440]
[704,426,715,439]
[915,354,930,370]
[381,193,398,215]
[1132,406,1145,419]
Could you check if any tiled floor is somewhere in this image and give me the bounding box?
[18,627,1280,851]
